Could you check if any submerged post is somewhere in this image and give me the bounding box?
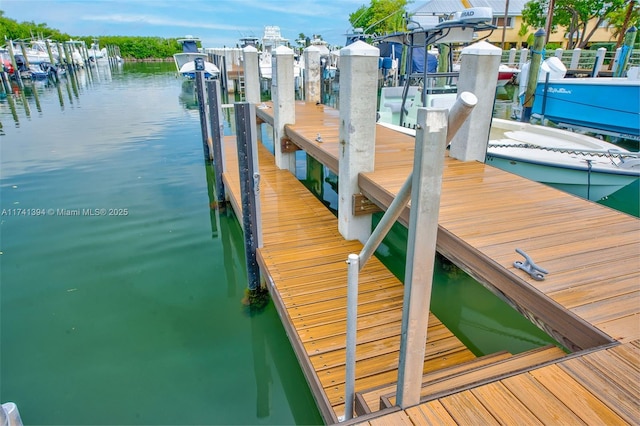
[206,79,226,204]
[396,107,449,408]
[272,45,296,172]
[304,45,322,103]
[337,40,379,244]
[194,63,212,160]
[449,41,501,162]
[235,102,263,290]
[243,45,260,103]
[522,29,546,122]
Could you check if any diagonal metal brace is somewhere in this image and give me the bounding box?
[514,248,549,281]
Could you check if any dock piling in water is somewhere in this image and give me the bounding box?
[234,102,263,290]
[195,68,212,160]
[206,79,226,203]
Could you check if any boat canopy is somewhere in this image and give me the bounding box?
[182,40,199,53]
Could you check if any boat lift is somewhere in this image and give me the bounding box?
[374,7,496,126]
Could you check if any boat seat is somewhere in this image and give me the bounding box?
[383,100,406,113]
[380,86,420,113]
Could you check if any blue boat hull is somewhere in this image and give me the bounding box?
[532,78,640,140]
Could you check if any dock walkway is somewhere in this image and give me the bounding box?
[221,100,639,424]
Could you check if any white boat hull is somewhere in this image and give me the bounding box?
[486,118,639,200]
[377,117,640,201]
[485,155,637,200]
[173,53,219,79]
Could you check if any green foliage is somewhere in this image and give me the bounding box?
[521,0,628,48]
[606,2,640,41]
[95,36,181,59]
[0,10,71,41]
[349,0,409,36]
[0,10,182,59]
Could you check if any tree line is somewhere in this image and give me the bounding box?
[350,0,639,49]
[0,10,182,59]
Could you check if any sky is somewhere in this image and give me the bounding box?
[1,0,368,48]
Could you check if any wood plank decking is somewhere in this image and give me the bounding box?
[222,101,639,424]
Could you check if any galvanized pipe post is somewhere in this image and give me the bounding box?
[195,69,212,160]
[358,92,477,271]
[344,95,476,419]
[396,107,449,409]
[343,253,360,421]
[206,79,227,204]
[234,102,263,290]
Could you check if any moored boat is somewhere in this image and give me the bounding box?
[173,36,219,79]
[525,58,640,141]
[377,116,639,201]
[486,118,640,200]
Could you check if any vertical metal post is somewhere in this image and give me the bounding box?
[206,79,226,204]
[396,107,448,408]
[235,102,262,290]
[343,253,360,421]
[195,69,211,160]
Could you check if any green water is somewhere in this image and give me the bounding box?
[1,63,322,425]
[298,157,561,356]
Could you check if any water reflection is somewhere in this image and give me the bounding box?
[2,62,324,425]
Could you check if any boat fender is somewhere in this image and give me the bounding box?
[513,248,548,281]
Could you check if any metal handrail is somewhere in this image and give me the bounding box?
[342,91,477,421]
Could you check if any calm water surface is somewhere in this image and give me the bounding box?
[1,62,322,425]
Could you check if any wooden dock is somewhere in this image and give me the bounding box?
[220,100,639,424]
